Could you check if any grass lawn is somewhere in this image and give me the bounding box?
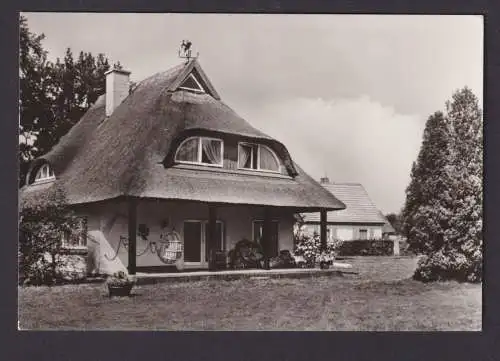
[18,257,482,331]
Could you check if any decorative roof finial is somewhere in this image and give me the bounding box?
[178,40,199,62]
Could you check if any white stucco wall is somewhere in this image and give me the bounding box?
[80,199,295,274]
[303,224,384,241]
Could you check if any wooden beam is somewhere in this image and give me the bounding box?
[262,207,272,270]
[127,197,137,275]
[320,209,328,252]
[207,204,217,271]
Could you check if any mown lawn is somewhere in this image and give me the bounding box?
[18,257,482,331]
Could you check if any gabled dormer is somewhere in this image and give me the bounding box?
[167,59,221,100]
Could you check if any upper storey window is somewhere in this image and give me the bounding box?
[178,73,205,93]
[175,136,223,167]
[238,143,281,173]
[34,164,55,183]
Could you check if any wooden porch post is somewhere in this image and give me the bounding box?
[262,207,272,270]
[320,209,328,252]
[127,197,137,275]
[207,204,217,271]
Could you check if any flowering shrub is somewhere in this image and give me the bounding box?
[293,233,343,268]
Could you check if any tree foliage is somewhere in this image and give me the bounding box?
[19,16,114,187]
[402,111,453,254]
[402,87,482,282]
[19,186,82,285]
[385,212,402,234]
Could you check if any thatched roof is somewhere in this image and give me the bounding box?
[303,182,387,224]
[21,59,345,211]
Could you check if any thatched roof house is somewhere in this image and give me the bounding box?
[21,58,345,275]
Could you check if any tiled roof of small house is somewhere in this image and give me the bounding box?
[302,182,387,224]
[21,59,345,212]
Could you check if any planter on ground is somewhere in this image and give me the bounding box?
[106,271,136,297]
[108,283,134,297]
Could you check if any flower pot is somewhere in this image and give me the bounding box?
[107,283,134,297]
[319,261,330,270]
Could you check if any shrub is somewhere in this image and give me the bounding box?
[337,239,394,257]
[413,249,482,283]
[19,186,86,285]
[293,233,342,268]
[269,250,296,269]
[228,239,265,269]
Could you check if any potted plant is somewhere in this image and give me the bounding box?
[106,271,136,297]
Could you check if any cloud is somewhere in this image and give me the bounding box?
[21,13,482,214]
[234,96,425,213]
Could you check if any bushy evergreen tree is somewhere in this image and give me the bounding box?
[403,87,483,282]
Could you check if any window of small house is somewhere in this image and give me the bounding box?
[359,229,368,240]
[61,217,88,249]
[34,164,55,183]
[175,136,223,166]
[238,143,280,172]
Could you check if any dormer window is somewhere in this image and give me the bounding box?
[34,164,55,183]
[238,143,281,173]
[175,136,223,167]
[178,73,205,93]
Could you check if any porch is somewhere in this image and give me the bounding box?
[135,266,353,285]
[99,197,332,275]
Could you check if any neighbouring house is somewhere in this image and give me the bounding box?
[20,57,346,275]
[301,177,398,254]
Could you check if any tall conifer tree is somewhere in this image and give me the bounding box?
[402,111,452,254]
[407,87,483,282]
[441,87,483,281]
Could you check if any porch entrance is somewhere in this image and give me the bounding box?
[183,220,224,267]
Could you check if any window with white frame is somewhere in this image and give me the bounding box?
[238,143,280,172]
[175,136,223,167]
[34,164,55,183]
[178,73,205,93]
[61,217,88,249]
[359,229,368,240]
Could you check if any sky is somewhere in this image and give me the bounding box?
[23,13,483,213]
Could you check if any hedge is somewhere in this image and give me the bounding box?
[337,239,394,256]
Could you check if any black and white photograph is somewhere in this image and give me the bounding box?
[18,13,483,331]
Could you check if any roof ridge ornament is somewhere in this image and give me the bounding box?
[178,40,199,62]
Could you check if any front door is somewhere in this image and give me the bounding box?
[253,220,279,257]
[183,220,224,267]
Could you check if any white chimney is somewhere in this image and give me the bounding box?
[105,68,131,116]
